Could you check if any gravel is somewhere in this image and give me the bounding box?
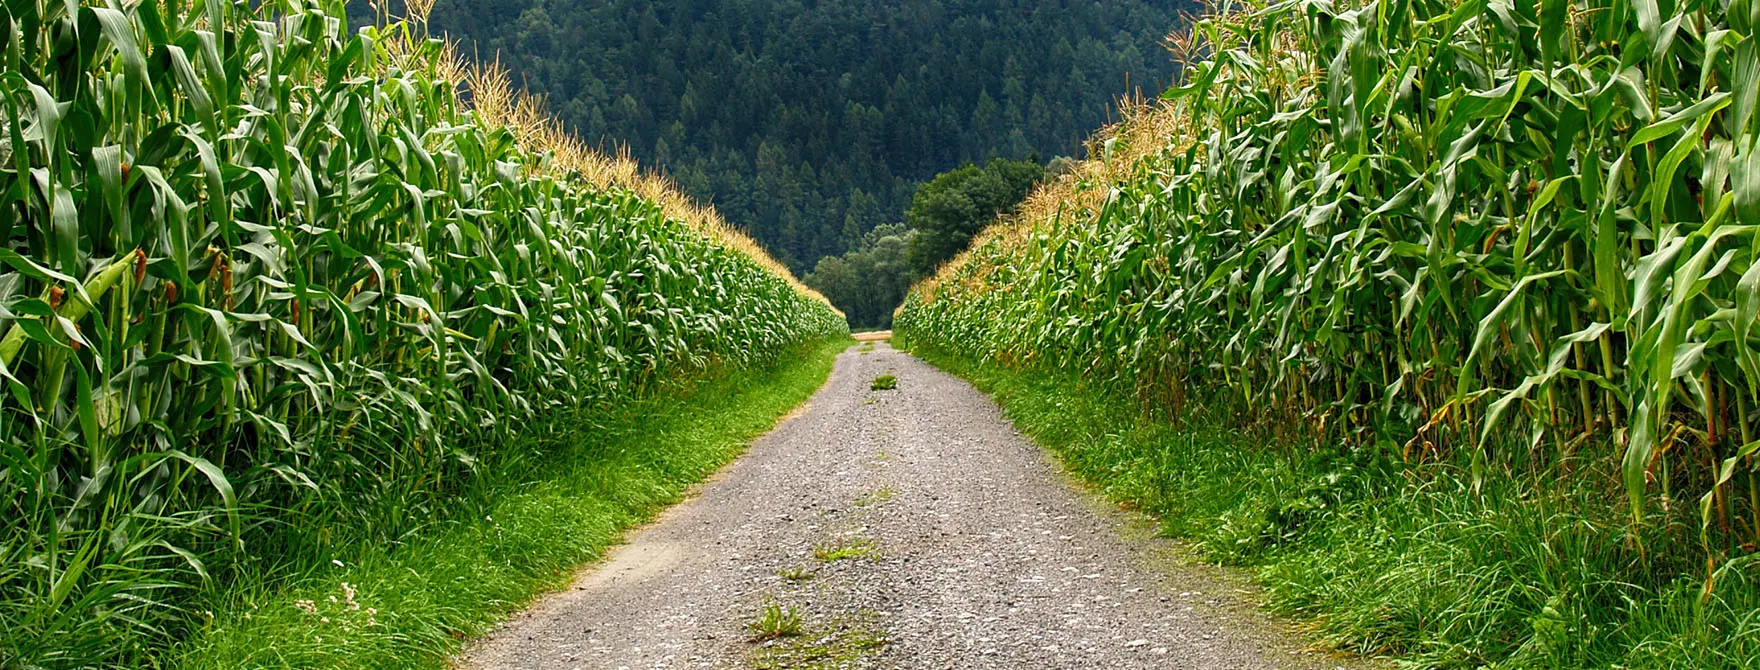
[457,341,1371,669]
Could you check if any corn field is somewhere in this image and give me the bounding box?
[900,0,1760,559]
[0,0,843,664]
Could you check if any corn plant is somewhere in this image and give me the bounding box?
[900,0,1760,562]
[0,0,842,665]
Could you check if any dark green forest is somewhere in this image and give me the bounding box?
[418,0,1186,275]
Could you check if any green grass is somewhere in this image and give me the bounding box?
[174,337,848,669]
[911,345,1760,669]
[778,566,817,582]
[854,487,896,507]
[813,536,881,562]
[870,374,898,391]
[748,612,887,669]
[748,602,807,642]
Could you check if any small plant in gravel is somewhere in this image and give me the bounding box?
[748,602,806,641]
[778,567,817,582]
[749,618,888,669]
[855,488,896,507]
[870,375,898,391]
[813,536,881,562]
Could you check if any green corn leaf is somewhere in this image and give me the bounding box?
[1702,440,1760,546]
[1625,92,1731,149]
[1459,270,1566,398]
[86,8,149,92]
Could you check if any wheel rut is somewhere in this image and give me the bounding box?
[457,341,1366,669]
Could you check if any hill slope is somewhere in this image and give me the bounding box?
[423,0,1190,270]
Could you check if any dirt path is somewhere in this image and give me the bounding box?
[458,341,1365,669]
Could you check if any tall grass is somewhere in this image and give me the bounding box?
[900,0,1760,662]
[0,0,842,666]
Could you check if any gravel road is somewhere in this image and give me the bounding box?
[458,341,1367,669]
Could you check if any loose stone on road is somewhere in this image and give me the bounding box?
[459,341,1365,669]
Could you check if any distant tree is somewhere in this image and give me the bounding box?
[905,158,1044,277]
[841,189,885,250]
[805,224,917,330]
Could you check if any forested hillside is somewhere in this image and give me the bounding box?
[420,0,1186,271]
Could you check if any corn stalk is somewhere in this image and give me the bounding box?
[0,0,843,664]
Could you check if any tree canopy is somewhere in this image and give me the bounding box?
[804,224,916,329]
[905,158,1044,277]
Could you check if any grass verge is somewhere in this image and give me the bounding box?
[175,337,849,669]
[909,346,1760,669]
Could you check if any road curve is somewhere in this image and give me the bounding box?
[457,340,1362,669]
